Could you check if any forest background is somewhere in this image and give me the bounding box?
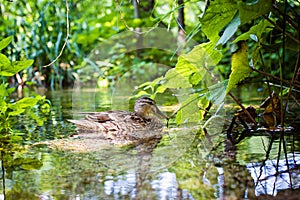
[0,0,300,128]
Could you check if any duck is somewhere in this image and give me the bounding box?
[68,96,168,133]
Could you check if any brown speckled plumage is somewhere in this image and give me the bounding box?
[68,97,168,134]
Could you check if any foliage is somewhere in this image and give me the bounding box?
[0,36,51,134]
[137,0,299,125]
[0,36,50,189]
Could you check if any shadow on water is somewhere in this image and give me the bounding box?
[1,88,300,199]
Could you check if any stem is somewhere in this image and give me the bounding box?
[252,68,300,89]
[228,92,257,125]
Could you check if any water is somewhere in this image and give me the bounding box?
[1,88,300,199]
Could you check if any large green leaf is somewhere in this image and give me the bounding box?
[163,68,191,89]
[0,36,13,51]
[226,41,252,93]
[238,0,273,24]
[176,93,201,124]
[174,44,221,85]
[200,0,238,43]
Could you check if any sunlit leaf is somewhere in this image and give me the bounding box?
[0,83,9,97]
[233,19,274,43]
[200,0,237,43]
[199,42,223,65]
[8,97,39,116]
[11,60,34,73]
[226,41,252,93]
[0,36,13,51]
[163,68,191,88]
[174,44,221,85]
[176,93,200,124]
[0,53,12,76]
[0,99,7,114]
[14,97,39,108]
[0,55,33,76]
[197,96,210,120]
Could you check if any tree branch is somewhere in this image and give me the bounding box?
[42,0,70,68]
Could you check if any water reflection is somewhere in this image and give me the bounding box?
[1,89,300,199]
[247,153,300,196]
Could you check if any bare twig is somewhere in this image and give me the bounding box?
[42,0,69,68]
[263,15,300,45]
[252,68,300,89]
[272,3,300,33]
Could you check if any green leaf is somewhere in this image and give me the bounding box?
[14,97,39,108]
[200,0,238,43]
[0,83,9,97]
[216,12,240,46]
[176,93,201,124]
[233,19,274,43]
[0,53,12,76]
[238,0,273,24]
[163,68,191,88]
[0,54,33,76]
[8,97,39,116]
[207,80,228,105]
[199,42,223,65]
[0,36,13,51]
[226,41,252,93]
[11,60,34,72]
[174,44,221,85]
[0,99,7,114]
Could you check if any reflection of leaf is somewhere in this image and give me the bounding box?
[14,157,43,170]
[226,41,251,93]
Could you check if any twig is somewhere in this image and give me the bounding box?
[283,52,300,120]
[252,68,300,89]
[263,15,300,45]
[272,3,300,33]
[42,0,69,68]
[228,92,257,125]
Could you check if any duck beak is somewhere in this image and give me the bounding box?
[153,105,168,120]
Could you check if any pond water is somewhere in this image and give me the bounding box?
[1,88,300,200]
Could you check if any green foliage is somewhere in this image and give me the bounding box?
[226,41,252,93]
[0,36,34,76]
[136,0,300,125]
[0,36,51,134]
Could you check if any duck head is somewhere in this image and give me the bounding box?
[134,97,168,119]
